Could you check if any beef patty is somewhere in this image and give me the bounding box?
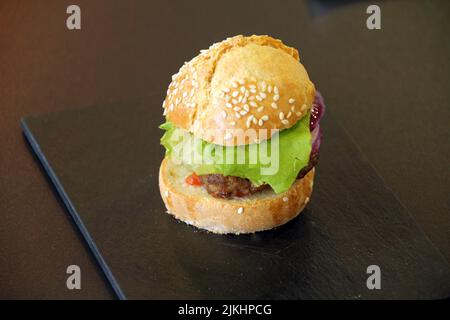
[200,154,318,199]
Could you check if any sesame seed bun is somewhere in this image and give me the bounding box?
[159,157,315,234]
[162,35,316,146]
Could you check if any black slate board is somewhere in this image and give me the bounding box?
[21,100,450,299]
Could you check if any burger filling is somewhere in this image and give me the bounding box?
[186,152,319,199]
[160,92,325,199]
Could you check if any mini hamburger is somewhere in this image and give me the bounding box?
[159,35,324,234]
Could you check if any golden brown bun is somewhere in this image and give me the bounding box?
[159,157,315,234]
[162,35,315,146]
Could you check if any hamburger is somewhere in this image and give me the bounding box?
[159,35,325,234]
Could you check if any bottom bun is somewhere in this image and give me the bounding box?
[159,157,315,234]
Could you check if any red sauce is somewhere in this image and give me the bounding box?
[185,173,202,186]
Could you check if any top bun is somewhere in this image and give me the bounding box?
[162,35,315,146]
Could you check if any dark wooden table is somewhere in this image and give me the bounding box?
[1,0,449,299]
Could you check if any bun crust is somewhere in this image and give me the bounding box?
[159,157,315,234]
[162,35,315,146]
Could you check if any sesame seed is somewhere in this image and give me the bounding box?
[267,85,273,93]
[226,103,232,109]
[258,119,264,126]
[222,111,227,118]
[243,104,250,112]
[238,79,245,85]
[273,95,280,101]
[232,91,239,98]
[231,99,238,105]
[289,98,295,104]
[233,107,240,111]
[230,121,236,126]
[244,90,250,97]
[256,95,263,102]
[282,119,289,125]
[249,101,258,107]
[182,92,187,98]
[305,197,310,204]
[231,81,239,88]
[260,92,267,99]
[250,88,257,94]
[238,96,243,103]
[296,111,302,116]
[257,106,264,113]
[222,88,230,93]
[248,115,255,121]
[163,108,167,116]
[283,197,288,202]
[237,207,244,214]
[164,191,169,197]
[235,113,241,119]
[248,96,255,101]
[279,112,285,120]
[240,110,247,115]
[240,86,246,94]
[291,105,295,112]
[301,104,308,111]
[249,84,256,89]
[169,103,174,111]
[287,111,292,118]
[224,132,232,140]
[252,117,257,124]
[274,86,279,95]
[225,95,231,102]
[271,102,278,109]
[261,115,269,121]
[261,81,267,92]
[242,96,247,104]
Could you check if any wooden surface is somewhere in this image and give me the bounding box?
[21,101,450,299]
[1,0,449,299]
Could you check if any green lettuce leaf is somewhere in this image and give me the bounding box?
[159,114,311,194]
